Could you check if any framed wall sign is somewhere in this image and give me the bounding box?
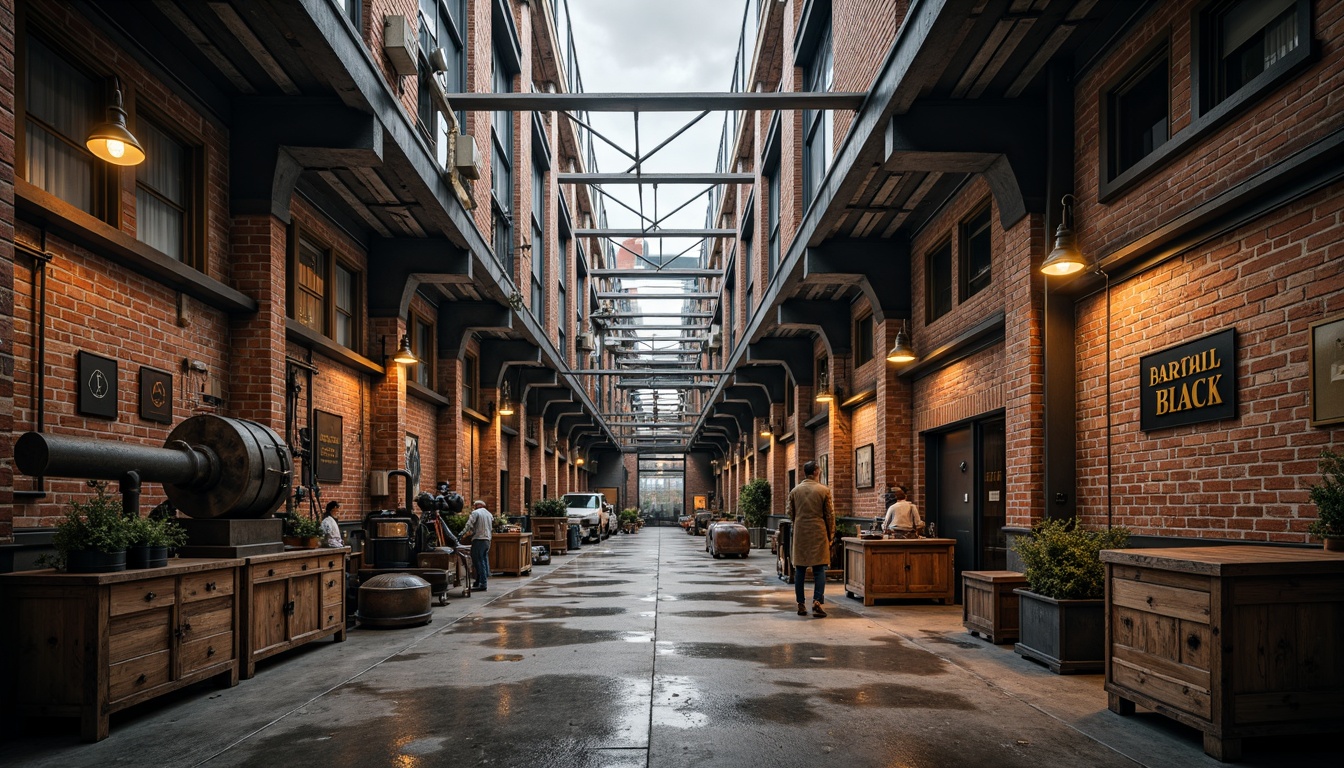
[1139,329,1237,431]
[78,351,118,420]
[138,366,173,423]
[1310,315,1344,426]
[693,494,708,511]
[314,410,343,483]
[855,444,874,489]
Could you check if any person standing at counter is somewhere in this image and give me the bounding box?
[461,500,494,592]
[787,460,836,618]
[321,500,344,548]
[883,488,923,538]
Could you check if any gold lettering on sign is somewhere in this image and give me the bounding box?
[1155,374,1223,415]
[1148,347,1222,386]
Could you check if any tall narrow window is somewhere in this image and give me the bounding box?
[802,23,834,209]
[418,0,467,165]
[462,354,478,412]
[295,237,328,335]
[767,169,780,279]
[334,262,358,349]
[135,119,187,262]
[854,313,874,366]
[959,206,992,300]
[558,234,569,362]
[531,159,546,321]
[926,240,952,323]
[1199,0,1304,112]
[491,48,515,274]
[411,314,434,388]
[24,37,100,215]
[741,201,755,316]
[1108,49,1169,179]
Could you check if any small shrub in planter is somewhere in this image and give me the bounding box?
[283,513,325,548]
[620,508,640,531]
[1011,518,1130,674]
[43,484,133,573]
[531,497,568,518]
[738,478,771,529]
[1307,449,1344,551]
[126,515,189,569]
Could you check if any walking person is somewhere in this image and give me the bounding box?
[882,488,923,538]
[787,460,836,618]
[461,499,494,591]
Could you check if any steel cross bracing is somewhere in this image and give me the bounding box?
[454,90,858,450]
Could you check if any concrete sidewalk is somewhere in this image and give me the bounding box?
[1,527,1335,767]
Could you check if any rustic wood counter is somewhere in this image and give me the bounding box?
[0,558,243,741]
[1101,545,1344,761]
[842,537,955,605]
[240,548,347,679]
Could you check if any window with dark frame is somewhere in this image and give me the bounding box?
[767,168,781,279]
[411,313,434,388]
[926,239,953,323]
[491,47,515,275]
[462,353,478,412]
[785,374,795,417]
[558,233,569,363]
[854,313,874,366]
[960,205,992,300]
[1108,48,1169,180]
[23,36,107,219]
[531,158,545,321]
[802,21,833,210]
[290,227,362,353]
[135,118,190,264]
[741,203,755,315]
[417,0,466,165]
[1199,0,1303,113]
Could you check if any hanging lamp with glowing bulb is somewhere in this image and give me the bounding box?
[498,381,516,416]
[886,320,918,364]
[815,371,835,403]
[1040,194,1089,276]
[86,78,145,166]
[392,334,419,365]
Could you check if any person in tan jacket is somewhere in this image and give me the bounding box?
[787,460,836,617]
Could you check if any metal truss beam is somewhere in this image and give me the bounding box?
[561,173,754,184]
[441,91,867,112]
[591,269,723,278]
[576,228,735,238]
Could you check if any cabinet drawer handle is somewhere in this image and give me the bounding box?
[301,563,309,571]
[328,560,335,568]
[205,581,217,592]
[136,674,147,685]
[268,568,275,577]
[144,591,156,602]
[327,579,335,588]
[207,646,216,657]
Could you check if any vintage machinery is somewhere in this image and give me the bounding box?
[706,521,750,558]
[355,572,432,628]
[15,414,291,519]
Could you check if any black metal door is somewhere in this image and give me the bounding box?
[934,427,975,600]
[979,419,1007,570]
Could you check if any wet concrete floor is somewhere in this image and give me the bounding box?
[2,527,1336,767]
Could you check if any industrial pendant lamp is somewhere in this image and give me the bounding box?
[886,320,918,364]
[86,78,145,166]
[815,371,835,403]
[1040,194,1088,276]
[392,334,419,365]
[498,381,516,416]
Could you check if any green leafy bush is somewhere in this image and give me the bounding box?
[620,507,640,525]
[128,515,189,548]
[41,486,134,569]
[285,513,324,539]
[1308,449,1344,540]
[738,478,772,528]
[1012,519,1130,600]
[444,513,470,533]
[531,497,568,517]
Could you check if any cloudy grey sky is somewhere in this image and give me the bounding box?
[564,0,750,240]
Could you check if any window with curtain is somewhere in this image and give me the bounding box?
[802,23,834,209]
[24,36,99,215]
[135,119,187,262]
[1200,0,1303,111]
[334,262,358,349]
[295,237,328,335]
[291,228,362,352]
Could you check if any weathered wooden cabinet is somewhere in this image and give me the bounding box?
[962,570,1027,643]
[0,558,242,741]
[843,538,955,605]
[241,549,347,679]
[488,532,533,576]
[530,517,569,555]
[1102,546,1344,761]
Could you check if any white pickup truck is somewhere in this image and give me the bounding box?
[563,492,609,543]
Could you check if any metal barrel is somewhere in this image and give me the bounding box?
[14,432,213,486]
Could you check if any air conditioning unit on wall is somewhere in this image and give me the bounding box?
[454,134,482,179]
[383,15,419,76]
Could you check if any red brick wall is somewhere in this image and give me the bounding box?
[0,0,12,543]
[1073,183,1344,543]
[298,352,369,524]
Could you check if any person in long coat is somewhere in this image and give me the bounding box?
[787,460,836,617]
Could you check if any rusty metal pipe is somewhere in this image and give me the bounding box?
[15,432,217,488]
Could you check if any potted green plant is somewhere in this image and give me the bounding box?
[126,515,188,569]
[1308,449,1344,551]
[620,507,640,532]
[738,478,771,548]
[530,497,570,551]
[1011,518,1130,674]
[283,513,324,548]
[45,485,133,573]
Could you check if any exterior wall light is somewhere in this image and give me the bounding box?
[1040,194,1089,276]
[86,78,145,166]
[886,320,918,364]
[815,371,835,403]
[392,334,419,365]
[498,381,516,416]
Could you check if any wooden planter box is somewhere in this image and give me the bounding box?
[530,517,569,555]
[1102,546,1344,762]
[1014,589,1104,674]
[0,558,242,741]
[488,532,533,576]
[962,570,1027,643]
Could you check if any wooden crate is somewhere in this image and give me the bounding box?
[0,558,242,741]
[1102,546,1344,762]
[488,532,533,576]
[962,570,1027,643]
[530,517,569,555]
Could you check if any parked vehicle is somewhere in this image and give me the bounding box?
[563,493,609,543]
[706,520,751,558]
[678,515,693,533]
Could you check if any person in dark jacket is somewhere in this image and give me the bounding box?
[786,460,836,617]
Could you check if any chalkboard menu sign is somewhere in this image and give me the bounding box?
[314,410,343,483]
